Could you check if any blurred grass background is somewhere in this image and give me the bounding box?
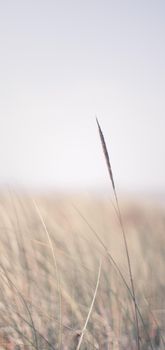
[0,191,164,349]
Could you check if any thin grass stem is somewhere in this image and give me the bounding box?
[76,258,102,350]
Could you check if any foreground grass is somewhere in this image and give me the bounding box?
[0,191,164,349]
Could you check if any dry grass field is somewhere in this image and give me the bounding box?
[0,190,164,349]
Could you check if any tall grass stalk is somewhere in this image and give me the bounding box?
[96,118,140,350]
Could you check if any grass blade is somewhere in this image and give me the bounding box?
[76,258,102,350]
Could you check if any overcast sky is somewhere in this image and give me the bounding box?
[0,1,165,192]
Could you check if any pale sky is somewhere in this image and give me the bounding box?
[0,1,165,192]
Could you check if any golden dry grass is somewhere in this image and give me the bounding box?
[0,191,164,349]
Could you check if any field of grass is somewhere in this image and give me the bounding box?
[0,190,164,349]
